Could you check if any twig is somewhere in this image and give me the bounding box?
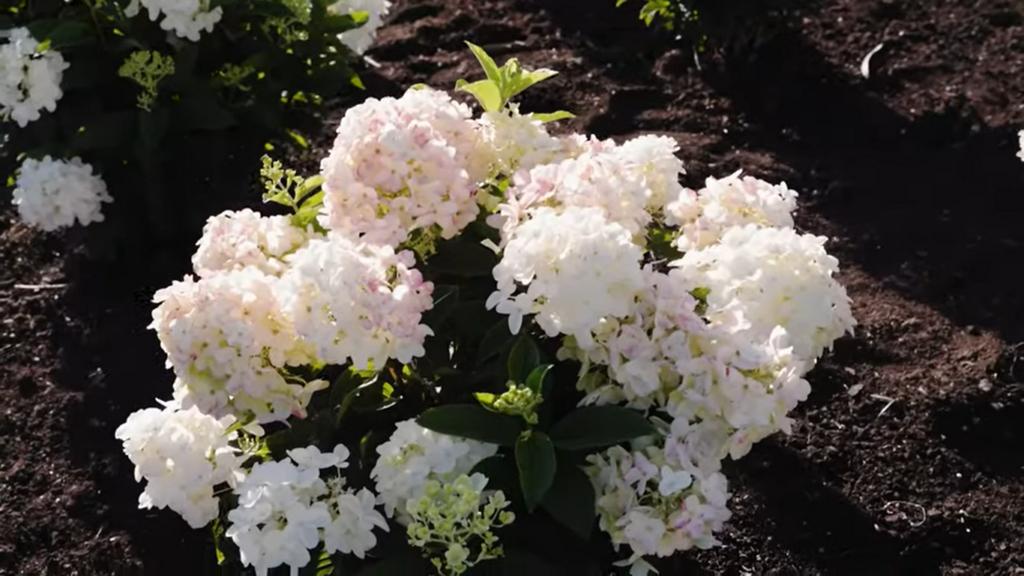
[869,393,897,417]
[13,283,67,290]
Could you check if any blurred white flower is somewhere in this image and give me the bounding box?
[0,28,68,127]
[12,156,111,231]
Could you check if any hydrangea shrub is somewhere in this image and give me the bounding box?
[0,0,389,236]
[616,0,810,60]
[117,45,855,575]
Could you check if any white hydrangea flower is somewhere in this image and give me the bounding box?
[0,28,68,127]
[324,486,389,558]
[370,419,498,522]
[476,105,578,177]
[115,400,245,529]
[226,448,340,576]
[487,206,645,348]
[562,267,813,460]
[665,171,798,251]
[319,87,486,247]
[192,209,318,278]
[279,234,434,369]
[611,134,685,213]
[11,156,112,231]
[586,434,731,570]
[329,0,392,55]
[125,0,223,41]
[671,224,856,364]
[151,268,323,423]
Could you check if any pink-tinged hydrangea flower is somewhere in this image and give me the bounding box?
[115,400,245,529]
[280,234,434,369]
[586,433,731,571]
[192,209,318,278]
[319,87,486,247]
[671,224,856,364]
[475,105,580,176]
[150,268,323,424]
[488,135,682,246]
[487,206,645,348]
[665,171,798,251]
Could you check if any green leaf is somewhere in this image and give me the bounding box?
[504,69,558,101]
[647,225,683,261]
[295,174,324,204]
[540,461,595,539]
[474,392,497,409]
[515,431,556,512]
[471,454,519,496]
[548,406,655,451]
[41,19,94,49]
[507,336,540,384]
[455,79,502,113]
[293,190,325,227]
[475,318,513,366]
[465,41,502,84]
[428,239,498,277]
[529,111,575,123]
[417,404,523,446]
[524,364,552,395]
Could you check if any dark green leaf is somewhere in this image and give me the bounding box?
[470,454,519,496]
[524,364,552,395]
[549,406,655,451]
[540,461,595,539]
[42,19,94,49]
[507,336,540,384]
[417,404,522,446]
[428,238,498,277]
[475,318,513,366]
[515,431,556,512]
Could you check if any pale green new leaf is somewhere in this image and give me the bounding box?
[456,79,502,113]
[529,110,575,123]
[465,41,502,84]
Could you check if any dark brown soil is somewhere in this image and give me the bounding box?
[3,0,1024,574]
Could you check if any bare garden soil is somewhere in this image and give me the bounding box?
[3,0,1024,574]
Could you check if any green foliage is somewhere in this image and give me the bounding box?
[616,0,810,60]
[456,42,573,121]
[2,0,365,244]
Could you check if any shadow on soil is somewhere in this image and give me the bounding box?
[542,2,1024,343]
